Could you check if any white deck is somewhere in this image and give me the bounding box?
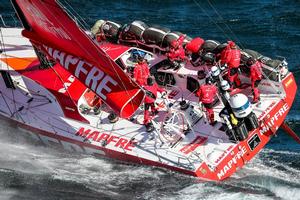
[0,27,285,172]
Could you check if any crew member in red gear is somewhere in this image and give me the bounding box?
[196,77,218,125]
[185,37,205,67]
[248,57,263,103]
[220,41,241,88]
[133,52,150,86]
[143,77,165,132]
[91,20,106,42]
[166,34,186,70]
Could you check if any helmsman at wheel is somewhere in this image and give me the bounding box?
[143,77,166,132]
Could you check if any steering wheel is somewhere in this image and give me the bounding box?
[160,110,187,142]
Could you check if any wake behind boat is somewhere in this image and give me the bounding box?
[0,0,298,181]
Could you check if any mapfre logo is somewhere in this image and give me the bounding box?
[284,78,293,87]
[58,75,75,93]
[44,46,118,100]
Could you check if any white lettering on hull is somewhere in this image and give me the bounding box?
[259,103,289,135]
[217,146,247,180]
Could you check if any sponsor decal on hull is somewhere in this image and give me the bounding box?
[217,146,247,180]
[284,77,293,87]
[247,134,261,151]
[259,103,289,135]
[215,101,291,180]
[76,127,136,151]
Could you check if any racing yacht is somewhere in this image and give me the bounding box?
[0,0,298,181]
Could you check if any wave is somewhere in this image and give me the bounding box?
[0,119,299,200]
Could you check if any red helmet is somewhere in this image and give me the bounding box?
[227,41,236,48]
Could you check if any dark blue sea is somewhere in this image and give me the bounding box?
[0,0,300,199]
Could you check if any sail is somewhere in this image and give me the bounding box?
[11,0,144,118]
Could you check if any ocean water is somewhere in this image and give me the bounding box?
[0,0,300,199]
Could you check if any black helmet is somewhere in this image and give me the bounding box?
[247,57,256,66]
[147,77,154,86]
[197,70,206,79]
[205,77,213,84]
[132,49,146,62]
[202,52,215,65]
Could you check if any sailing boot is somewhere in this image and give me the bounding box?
[150,104,159,115]
[207,108,216,125]
[252,88,260,103]
[234,75,241,88]
[143,110,151,125]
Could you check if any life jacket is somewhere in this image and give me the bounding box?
[167,47,185,61]
[221,47,241,68]
[196,84,217,104]
[133,62,150,86]
[186,37,205,53]
[144,83,165,104]
[250,61,262,82]
[177,34,185,47]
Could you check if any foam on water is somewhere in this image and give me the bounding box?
[0,120,299,200]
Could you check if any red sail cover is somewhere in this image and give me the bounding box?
[12,0,144,118]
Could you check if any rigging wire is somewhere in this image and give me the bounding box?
[192,0,233,41]
[206,0,245,49]
[53,1,139,118]
[0,26,18,116]
[68,0,140,117]
[59,0,90,31]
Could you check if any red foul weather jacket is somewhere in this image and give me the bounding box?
[196,84,218,104]
[220,47,241,68]
[144,83,165,104]
[250,61,263,82]
[133,62,150,86]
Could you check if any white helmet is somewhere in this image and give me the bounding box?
[229,93,252,118]
[211,66,220,77]
[220,63,227,71]
[91,20,106,35]
[221,80,230,91]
